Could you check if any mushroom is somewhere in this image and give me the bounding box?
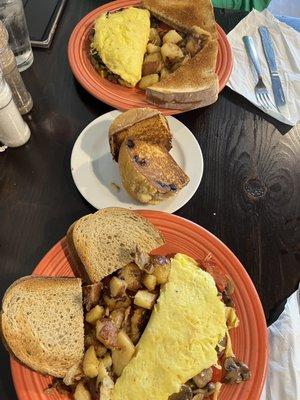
[193,382,216,397]
[223,357,250,384]
[193,368,213,388]
[169,385,193,400]
[216,336,227,357]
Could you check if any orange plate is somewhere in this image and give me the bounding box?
[10,211,267,400]
[68,0,233,115]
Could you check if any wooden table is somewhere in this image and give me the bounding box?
[0,1,299,398]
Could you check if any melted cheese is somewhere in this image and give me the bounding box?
[92,7,150,86]
[112,253,227,400]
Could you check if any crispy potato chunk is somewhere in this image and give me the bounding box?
[109,277,127,298]
[112,330,135,376]
[118,263,143,291]
[147,43,161,54]
[161,43,184,64]
[103,294,131,311]
[85,305,104,325]
[96,318,119,349]
[83,346,99,378]
[139,74,159,90]
[163,29,183,44]
[143,274,157,291]
[149,27,161,46]
[101,354,112,369]
[134,290,156,309]
[142,52,163,76]
[97,361,108,386]
[153,263,171,284]
[110,309,125,329]
[130,307,149,344]
[160,67,170,80]
[99,375,114,400]
[74,382,92,400]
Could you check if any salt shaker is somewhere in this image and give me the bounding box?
[0,21,32,115]
[0,68,30,147]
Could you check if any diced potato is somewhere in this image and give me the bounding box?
[82,346,99,378]
[101,354,112,369]
[118,263,142,291]
[103,294,131,311]
[130,307,148,344]
[186,37,201,56]
[96,361,108,386]
[153,263,171,284]
[99,375,114,400]
[147,43,161,54]
[142,52,162,76]
[109,277,127,298]
[161,43,184,64]
[134,290,156,309]
[149,27,161,46]
[139,74,159,90]
[163,29,183,44]
[95,342,108,357]
[160,67,170,80]
[85,305,104,325]
[112,330,135,376]
[74,382,92,400]
[110,309,125,329]
[143,274,157,291]
[96,318,119,349]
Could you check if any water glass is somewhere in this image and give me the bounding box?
[0,0,33,72]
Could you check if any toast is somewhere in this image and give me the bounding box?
[109,108,172,161]
[66,208,165,283]
[1,276,84,378]
[142,0,219,109]
[118,138,189,204]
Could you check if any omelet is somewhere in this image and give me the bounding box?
[92,7,150,86]
[112,253,227,400]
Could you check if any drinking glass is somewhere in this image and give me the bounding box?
[0,0,33,71]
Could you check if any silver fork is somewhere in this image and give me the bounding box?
[243,35,276,111]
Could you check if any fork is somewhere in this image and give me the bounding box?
[243,36,276,111]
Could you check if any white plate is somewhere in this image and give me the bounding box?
[71,110,203,213]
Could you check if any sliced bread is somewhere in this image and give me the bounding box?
[109,108,172,161]
[66,208,165,283]
[1,276,84,378]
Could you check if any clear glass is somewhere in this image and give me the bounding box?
[0,0,33,72]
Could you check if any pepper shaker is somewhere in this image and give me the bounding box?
[0,21,33,115]
[0,68,30,147]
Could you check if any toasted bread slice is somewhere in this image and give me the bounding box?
[118,138,189,204]
[146,40,219,109]
[1,277,84,378]
[142,0,218,109]
[109,108,172,161]
[142,0,216,38]
[66,208,165,283]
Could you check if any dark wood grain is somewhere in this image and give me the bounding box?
[0,2,299,399]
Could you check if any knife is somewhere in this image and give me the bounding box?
[258,26,286,108]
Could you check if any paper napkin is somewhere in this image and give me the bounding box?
[227,10,300,126]
[260,285,300,400]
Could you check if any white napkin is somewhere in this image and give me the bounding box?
[260,285,300,400]
[227,10,300,126]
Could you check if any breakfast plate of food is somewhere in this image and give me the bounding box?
[68,0,233,114]
[3,208,268,400]
[70,109,203,213]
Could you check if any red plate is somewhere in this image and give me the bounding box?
[10,211,267,400]
[68,0,233,115]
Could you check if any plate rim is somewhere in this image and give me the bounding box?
[70,110,204,213]
[10,210,268,400]
[67,0,233,115]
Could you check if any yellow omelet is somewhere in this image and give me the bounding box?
[112,253,227,400]
[92,7,150,87]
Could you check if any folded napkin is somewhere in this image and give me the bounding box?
[260,285,300,400]
[227,10,300,126]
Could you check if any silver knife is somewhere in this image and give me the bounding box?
[258,26,286,108]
